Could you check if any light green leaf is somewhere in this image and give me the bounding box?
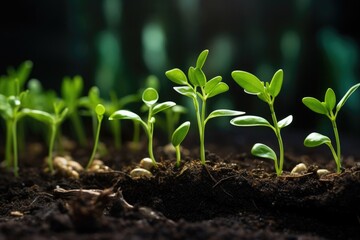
[152,101,176,115]
[268,69,283,98]
[204,76,222,94]
[251,143,277,161]
[165,68,188,85]
[95,104,106,116]
[304,132,331,147]
[23,109,54,125]
[188,66,198,87]
[230,115,272,128]
[207,109,245,122]
[324,88,336,112]
[109,110,142,122]
[171,121,191,147]
[194,68,206,87]
[302,97,328,115]
[231,71,264,94]
[278,115,293,128]
[207,82,229,98]
[336,83,360,113]
[59,108,69,121]
[142,88,158,107]
[196,49,209,69]
[174,86,196,99]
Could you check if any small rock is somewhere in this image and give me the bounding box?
[130,168,153,179]
[290,163,307,175]
[317,169,330,177]
[10,211,24,217]
[139,158,154,170]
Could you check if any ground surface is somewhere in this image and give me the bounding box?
[1,133,360,240]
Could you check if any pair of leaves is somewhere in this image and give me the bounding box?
[23,107,69,126]
[61,75,83,111]
[302,83,360,117]
[231,69,284,103]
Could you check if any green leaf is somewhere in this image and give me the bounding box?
[207,82,229,98]
[302,97,328,115]
[23,109,54,125]
[231,71,264,94]
[194,68,206,87]
[59,108,69,121]
[165,68,188,85]
[251,143,277,161]
[109,110,142,122]
[336,83,360,113]
[174,86,196,99]
[324,88,336,112]
[152,101,176,115]
[230,115,272,128]
[278,115,293,128]
[207,109,245,122]
[204,76,222,94]
[304,132,331,147]
[142,88,158,107]
[268,69,283,98]
[95,104,106,116]
[196,49,209,69]
[188,67,198,87]
[171,121,191,147]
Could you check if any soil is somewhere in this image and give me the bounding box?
[1,132,360,240]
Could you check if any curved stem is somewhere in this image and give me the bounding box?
[331,119,341,172]
[326,142,340,173]
[269,103,283,176]
[86,115,103,170]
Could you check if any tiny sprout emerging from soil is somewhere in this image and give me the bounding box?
[171,121,191,167]
[231,69,292,176]
[302,83,360,173]
[23,101,69,174]
[86,104,105,170]
[109,88,175,167]
[166,49,245,164]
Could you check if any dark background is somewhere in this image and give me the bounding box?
[1,0,360,137]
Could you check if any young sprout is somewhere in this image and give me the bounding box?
[61,75,86,146]
[165,49,245,164]
[23,101,69,174]
[86,104,105,170]
[171,121,191,167]
[0,92,28,176]
[164,105,187,142]
[302,83,360,173]
[109,88,175,167]
[230,69,292,176]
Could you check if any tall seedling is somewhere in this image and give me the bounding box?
[165,49,244,164]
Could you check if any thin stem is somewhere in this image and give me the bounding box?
[5,120,13,170]
[12,118,18,177]
[86,115,103,170]
[327,142,340,173]
[147,108,157,167]
[48,124,57,174]
[199,99,207,164]
[269,103,283,176]
[175,145,181,167]
[111,120,121,150]
[331,119,341,172]
[70,112,86,147]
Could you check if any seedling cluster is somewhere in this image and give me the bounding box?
[1,50,360,177]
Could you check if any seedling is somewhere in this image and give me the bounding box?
[23,101,69,174]
[230,69,292,176]
[86,104,105,170]
[61,75,86,146]
[171,121,190,167]
[302,83,360,173]
[109,88,175,166]
[164,105,187,142]
[165,49,244,164]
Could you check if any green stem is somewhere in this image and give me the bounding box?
[70,112,86,147]
[326,142,340,173]
[5,120,13,170]
[331,119,341,172]
[175,145,181,167]
[147,108,157,167]
[86,115,103,170]
[48,124,57,174]
[199,99,207,164]
[12,118,18,177]
[111,120,121,150]
[269,103,283,176]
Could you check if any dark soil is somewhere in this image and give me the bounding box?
[1,134,360,240]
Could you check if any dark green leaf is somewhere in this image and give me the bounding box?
[231,71,264,94]
[152,101,176,115]
[324,88,336,112]
[268,69,283,98]
[230,115,272,128]
[251,143,277,161]
[336,83,360,113]
[196,49,209,69]
[165,68,188,85]
[171,121,190,146]
[302,97,328,115]
[278,115,293,128]
[304,132,331,147]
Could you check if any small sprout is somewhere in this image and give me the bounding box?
[171,121,191,167]
[231,69,292,176]
[130,168,153,179]
[109,88,175,167]
[317,169,331,177]
[86,104,105,170]
[290,163,307,175]
[302,83,360,173]
[139,157,154,171]
[166,49,245,164]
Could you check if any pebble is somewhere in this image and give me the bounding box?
[130,168,153,179]
[317,169,330,177]
[139,158,154,171]
[290,163,307,175]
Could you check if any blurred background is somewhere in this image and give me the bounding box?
[1,0,360,140]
